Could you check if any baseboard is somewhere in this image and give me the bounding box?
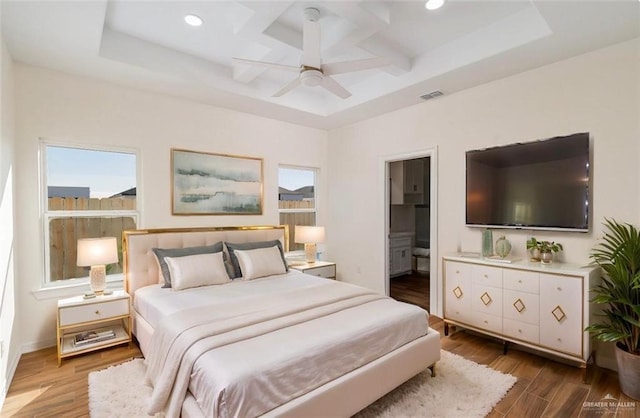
[20,338,55,355]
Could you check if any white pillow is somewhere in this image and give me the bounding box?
[164,252,231,291]
[235,245,287,280]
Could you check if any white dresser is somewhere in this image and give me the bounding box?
[443,255,599,369]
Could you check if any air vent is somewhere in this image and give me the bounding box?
[420,90,444,100]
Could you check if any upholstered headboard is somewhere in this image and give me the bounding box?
[123,225,288,298]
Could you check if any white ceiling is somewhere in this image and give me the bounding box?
[2,1,639,130]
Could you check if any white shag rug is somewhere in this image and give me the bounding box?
[88,350,516,418]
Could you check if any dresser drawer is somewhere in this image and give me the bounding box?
[59,298,129,327]
[503,318,539,344]
[503,269,539,294]
[303,265,336,279]
[469,311,502,335]
[503,289,539,325]
[471,283,502,317]
[445,261,472,282]
[472,265,502,287]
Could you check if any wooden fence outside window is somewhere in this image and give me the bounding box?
[48,197,136,281]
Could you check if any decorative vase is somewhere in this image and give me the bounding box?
[616,342,640,400]
[494,237,512,258]
[481,230,493,257]
[529,248,541,262]
[540,251,553,264]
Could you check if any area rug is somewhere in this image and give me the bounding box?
[88,350,516,418]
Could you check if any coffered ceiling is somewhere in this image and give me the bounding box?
[2,1,639,129]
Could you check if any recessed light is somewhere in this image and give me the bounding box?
[184,14,203,27]
[425,0,445,10]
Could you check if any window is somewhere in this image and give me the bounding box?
[278,166,317,251]
[42,143,138,285]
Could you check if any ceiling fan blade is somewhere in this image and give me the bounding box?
[322,57,391,75]
[302,19,322,69]
[232,57,299,73]
[321,76,351,99]
[273,77,302,97]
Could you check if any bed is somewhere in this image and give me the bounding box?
[123,225,440,417]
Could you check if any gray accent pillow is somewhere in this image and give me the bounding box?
[225,240,288,279]
[152,242,224,288]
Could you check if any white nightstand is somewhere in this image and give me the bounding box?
[56,290,132,366]
[289,260,336,279]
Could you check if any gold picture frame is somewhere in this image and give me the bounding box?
[171,148,263,215]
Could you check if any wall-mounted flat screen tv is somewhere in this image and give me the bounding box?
[466,132,590,232]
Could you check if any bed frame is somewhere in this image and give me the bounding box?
[123,225,440,417]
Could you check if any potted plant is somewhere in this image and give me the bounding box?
[526,238,563,264]
[526,237,541,261]
[586,219,640,400]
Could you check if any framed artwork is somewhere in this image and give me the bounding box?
[171,148,263,215]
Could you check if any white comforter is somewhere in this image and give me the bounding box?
[143,274,429,418]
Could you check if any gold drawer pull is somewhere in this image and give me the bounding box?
[513,298,526,313]
[552,305,566,322]
[95,310,100,315]
[557,287,562,291]
[518,279,522,283]
[483,320,488,324]
[483,274,488,278]
[480,292,492,306]
[453,286,464,299]
[518,329,522,333]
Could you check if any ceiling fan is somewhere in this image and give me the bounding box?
[233,7,391,99]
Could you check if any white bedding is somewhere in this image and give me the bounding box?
[134,271,322,328]
[137,271,430,417]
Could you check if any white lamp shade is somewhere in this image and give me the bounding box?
[77,237,118,266]
[294,226,325,244]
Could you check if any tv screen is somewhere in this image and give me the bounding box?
[466,133,590,232]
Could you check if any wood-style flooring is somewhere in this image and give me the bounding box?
[390,271,430,311]
[1,344,142,418]
[2,318,638,417]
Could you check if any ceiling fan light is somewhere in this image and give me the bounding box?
[184,14,203,27]
[425,0,445,10]
[301,69,323,87]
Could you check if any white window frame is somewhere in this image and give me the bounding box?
[278,165,318,219]
[40,140,140,289]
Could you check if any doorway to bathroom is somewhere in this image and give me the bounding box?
[385,149,437,314]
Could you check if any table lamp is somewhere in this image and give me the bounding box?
[295,226,325,263]
[77,237,118,294]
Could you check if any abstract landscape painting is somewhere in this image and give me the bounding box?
[172,149,263,215]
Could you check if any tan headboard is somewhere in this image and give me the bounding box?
[123,225,288,298]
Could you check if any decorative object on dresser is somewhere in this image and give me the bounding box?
[586,219,640,400]
[289,260,336,279]
[526,237,563,264]
[57,290,132,366]
[526,237,542,261]
[294,225,325,263]
[442,255,599,378]
[171,148,263,215]
[77,237,119,294]
[494,236,512,258]
[481,229,493,257]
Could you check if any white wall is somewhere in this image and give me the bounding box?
[13,64,329,350]
[0,33,18,404]
[327,39,640,315]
